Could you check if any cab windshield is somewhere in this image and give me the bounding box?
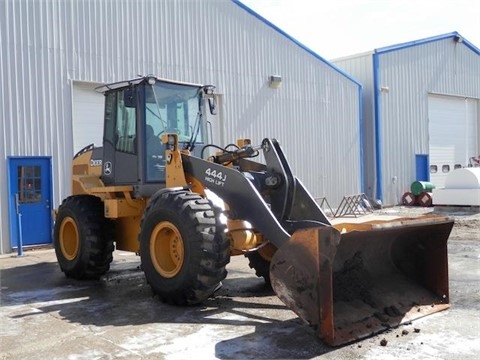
[145,81,202,143]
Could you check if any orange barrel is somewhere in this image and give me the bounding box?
[411,181,435,196]
[417,192,433,207]
[401,192,416,206]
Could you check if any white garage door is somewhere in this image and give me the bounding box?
[72,81,105,154]
[428,95,478,188]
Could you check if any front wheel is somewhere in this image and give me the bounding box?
[140,189,230,305]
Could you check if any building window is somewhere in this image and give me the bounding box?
[17,166,41,203]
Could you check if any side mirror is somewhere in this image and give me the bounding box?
[202,85,217,115]
[208,97,217,115]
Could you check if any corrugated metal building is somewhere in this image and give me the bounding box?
[334,32,480,206]
[0,0,362,253]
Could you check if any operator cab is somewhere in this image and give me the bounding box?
[96,76,216,194]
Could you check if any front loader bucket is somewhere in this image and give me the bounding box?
[270,215,454,346]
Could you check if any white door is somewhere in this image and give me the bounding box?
[72,81,105,154]
[428,95,478,188]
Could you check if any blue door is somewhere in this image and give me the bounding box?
[7,157,53,249]
[415,154,430,181]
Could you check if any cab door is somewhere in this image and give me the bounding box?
[102,88,138,185]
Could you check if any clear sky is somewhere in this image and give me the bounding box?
[239,0,480,59]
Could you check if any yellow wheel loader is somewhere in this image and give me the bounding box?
[54,76,453,346]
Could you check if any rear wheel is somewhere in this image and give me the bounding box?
[54,195,114,279]
[245,243,277,284]
[140,189,230,305]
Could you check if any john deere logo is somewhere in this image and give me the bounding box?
[90,159,102,167]
[104,161,112,175]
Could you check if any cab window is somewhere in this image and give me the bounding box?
[115,89,136,153]
[145,82,202,143]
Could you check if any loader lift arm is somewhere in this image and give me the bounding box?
[181,138,330,249]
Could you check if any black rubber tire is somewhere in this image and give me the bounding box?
[54,195,114,279]
[245,243,277,284]
[139,189,230,305]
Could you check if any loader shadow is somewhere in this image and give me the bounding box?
[1,261,334,358]
[213,318,333,360]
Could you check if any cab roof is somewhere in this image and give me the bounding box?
[95,75,204,93]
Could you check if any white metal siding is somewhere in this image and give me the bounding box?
[333,54,376,197]
[334,36,480,206]
[378,38,480,205]
[0,0,361,253]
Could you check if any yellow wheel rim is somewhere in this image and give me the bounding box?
[150,221,185,278]
[59,216,79,261]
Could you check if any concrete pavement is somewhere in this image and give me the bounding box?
[1,215,479,359]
